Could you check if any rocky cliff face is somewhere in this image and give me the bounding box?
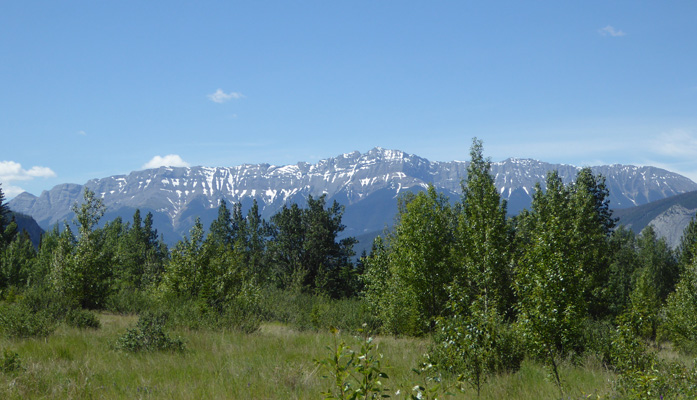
[10,148,697,244]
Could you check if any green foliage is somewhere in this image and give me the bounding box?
[268,195,356,297]
[363,186,456,336]
[115,311,185,352]
[260,286,378,333]
[636,226,678,302]
[0,302,57,338]
[661,265,697,353]
[316,327,391,400]
[112,210,168,290]
[158,216,263,332]
[50,188,112,309]
[606,227,640,317]
[0,349,23,374]
[0,231,35,291]
[514,171,594,395]
[64,307,101,329]
[608,321,654,374]
[614,359,697,400]
[433,295,523,396]
[625,271,662,341]
[451,138,514,319]
[677,213,697,269]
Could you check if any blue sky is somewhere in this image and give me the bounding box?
[2,1,697,198]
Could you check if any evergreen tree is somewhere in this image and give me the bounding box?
[244,199,268,280]
[267,195,355,297]
[209,199,234,247]
[0,184,17,246]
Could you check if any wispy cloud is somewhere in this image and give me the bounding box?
[598,25,626,37]
[0,161,57,198]
[142,155,191,169]
[652,130,697,157]
[78,130,87,136]
[208,89,244,103]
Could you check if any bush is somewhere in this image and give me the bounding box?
[259,286,377,333]
[115,312,185,352]
[431,296,523,396]
[0,302,56,338]
[0,349,23,374]
[19,284,75,321]
[64,308,101,329]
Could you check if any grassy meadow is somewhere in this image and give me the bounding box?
[0,312,623,400]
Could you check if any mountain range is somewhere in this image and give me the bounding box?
[9,148,697,247]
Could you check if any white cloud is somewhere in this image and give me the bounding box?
[0,161,56,182]
[1,184,26,199]
[78,130,87,136]
[142,155,191,169]
[208,88,244,103]
[598,25,626,37]
[0,161,57,198]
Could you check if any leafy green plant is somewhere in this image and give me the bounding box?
[64,307,101,329]
[409,361,463,400]
[0,349,23,374]
[316,326,391,400]
[0,302,56,338]
[115,312,185,352]
[433,295,522,397]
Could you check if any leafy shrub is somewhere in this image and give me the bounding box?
[615,359,697,400]
[609,318,655,374]
[260,286,377,333]
[0,349,23,374]
[431,296,523,396]
[0,302,56,338]
[19,283,75,321]
[317,327,464,400]
[64,308,101,329]
[115,312,185,352]
[316,327,392,400]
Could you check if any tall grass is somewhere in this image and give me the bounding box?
[0,313,624,399]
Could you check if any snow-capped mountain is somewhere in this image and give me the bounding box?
[9,148,697,244]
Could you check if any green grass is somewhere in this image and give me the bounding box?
[0,313,621,399]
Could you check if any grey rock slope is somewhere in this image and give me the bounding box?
[614,190,697,248]
[10,148,697,245]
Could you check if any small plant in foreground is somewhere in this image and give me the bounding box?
[316,326,391,399]
[115,312,185,352]
[317,325,463,400]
